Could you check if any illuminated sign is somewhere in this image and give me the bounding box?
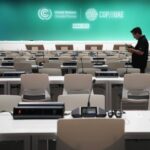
[85,8,98,21]
[38,8,52,20]
[72,23,90,29]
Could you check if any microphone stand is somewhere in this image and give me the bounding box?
[41,51,45,66]
[80,57,85,74]
[125,58,130,75]
[71,80,96,118]
[71,79,106,118]
[120,97,126,116]
[43,51,45,63]
[87,79,96,107]
[96,51,99,64]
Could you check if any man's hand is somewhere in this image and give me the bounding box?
[127,47,134,53]
[127,47,144,55]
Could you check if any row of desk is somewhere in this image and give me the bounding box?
[1,76,150,150]
[1,111,150,150]
[0,64,109,76]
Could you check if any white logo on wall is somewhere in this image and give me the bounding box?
[38,8,52,20]
[85,8,98,21]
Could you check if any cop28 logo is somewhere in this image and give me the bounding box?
[85,8,98,21]
[38,8,52,20]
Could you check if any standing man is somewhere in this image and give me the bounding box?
[127,27,149,73]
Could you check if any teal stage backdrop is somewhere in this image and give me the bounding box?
[0,0,149,41]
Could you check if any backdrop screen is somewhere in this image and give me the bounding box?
[0,0,149,40]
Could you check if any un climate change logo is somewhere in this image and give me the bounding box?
[38,8,52,20]
[85,8,98,21]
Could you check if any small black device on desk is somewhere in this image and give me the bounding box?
[49,57,59,60]
[71,79,107,118]
[3,71,25,77]
[63,61,77,66]
[72,107,107,118]
[93,61,105,66]
[95,71,119,77]
[93,57,105,60]
[13,102,65,119]
[3,58,13,60]
[1,61,14,66]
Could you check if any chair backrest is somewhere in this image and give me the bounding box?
[58,94,105,111]
[124,73,150,90]
[59,56,72,62]
[21,73,49,91]
[14,62,32,73]
[107,61,125,70]
[39,68,62,76]
[85,44,103,50]
[122,73,150,110]
[57,118,125,150]
[0,95,21,112]
[77,62,93,68]
[64,74,92,94]
[21,73,50,101]
[26,60,36,65]
[36,57,49,65]
[14,57,26,62]
[81,56,91,62]
[97,53,107,58]
[56,45,73,50]
[78,54,89,58]
[113,44,126,50]
[43,62,61,68]
[117,68,140,77]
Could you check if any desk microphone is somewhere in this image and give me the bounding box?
[39,51,45,66]
[80,57,85,74]
[96,52,99,64]
[71,79,106,118]
[87,79,96,107]
[42,51,45,64]
[97,52,98,57]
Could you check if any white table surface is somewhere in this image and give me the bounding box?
[0,76,124,83]
[0,111,150,139]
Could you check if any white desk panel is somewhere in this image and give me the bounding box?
[0,111,150,139]
[0,112,57,135]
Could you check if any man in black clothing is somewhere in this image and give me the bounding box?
[127,27,149,73]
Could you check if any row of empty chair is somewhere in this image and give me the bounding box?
[0,73,150,112]
[57,118,124,150]
[0,54,142,76]
[0,49,139,77]
[0,49,132,62]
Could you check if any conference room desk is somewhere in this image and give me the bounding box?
[0,66,14,69]
[0,77,63,95]
[108,77,124,109]
[0,78,8,94]
[95,77,124,109]
[0,111,150,150]
[60,65,76,74]
[60,64,108,74]
[93,64,108,70]
[0,65,43,73]
[0,64,108,75]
